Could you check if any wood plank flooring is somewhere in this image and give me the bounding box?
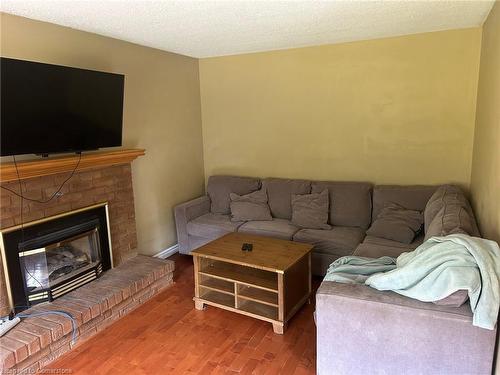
[45,253,317,374]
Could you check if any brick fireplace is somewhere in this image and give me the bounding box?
[0,150,175,372]
[0,162,138,316]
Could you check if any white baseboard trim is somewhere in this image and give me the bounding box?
[154,243,179,259]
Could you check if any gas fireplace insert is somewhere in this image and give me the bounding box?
[0,203,113,313]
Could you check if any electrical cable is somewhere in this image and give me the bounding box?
[1,152,83,342]
[1,152,82,203]
[15,310,78,345]
[11,154,45,290]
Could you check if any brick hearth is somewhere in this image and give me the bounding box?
[0,163,138,316]
[0,255,174,372]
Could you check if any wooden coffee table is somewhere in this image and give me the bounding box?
[191,233,313,334]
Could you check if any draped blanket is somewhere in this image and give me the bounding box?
[324,234,500,329]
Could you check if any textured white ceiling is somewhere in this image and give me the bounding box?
[1,1,495,58]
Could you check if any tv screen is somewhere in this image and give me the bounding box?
[1,58,124,156]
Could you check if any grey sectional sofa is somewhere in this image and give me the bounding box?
[174,175,496,374]
[175,176,470,275]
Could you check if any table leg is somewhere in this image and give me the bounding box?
[272,323,284,334]
[194,300,205,310]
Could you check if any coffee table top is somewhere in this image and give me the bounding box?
[191,233,313,273]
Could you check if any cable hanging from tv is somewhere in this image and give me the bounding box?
[0,152,82,203]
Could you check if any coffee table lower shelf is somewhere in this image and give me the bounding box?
[193,293,283,333]
[193,252,311,334]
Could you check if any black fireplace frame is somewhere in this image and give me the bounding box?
[0,202,113,313]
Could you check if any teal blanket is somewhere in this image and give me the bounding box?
[324,234,500,330]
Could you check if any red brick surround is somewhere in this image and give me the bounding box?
[0,163,138,316]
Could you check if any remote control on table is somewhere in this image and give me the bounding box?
[241,243,253,251]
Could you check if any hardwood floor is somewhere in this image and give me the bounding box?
[46,253,317,374]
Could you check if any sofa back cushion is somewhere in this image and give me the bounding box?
[207,175,260,214]
[424,185,468,231]
[311,181,372,229]
[424,185,480,237]
[262,178,311,219]
[372,185,437,222]
[425,203,475,241]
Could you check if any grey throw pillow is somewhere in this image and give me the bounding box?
[229,189,272,222]
[433,290,469,307]
[366,202,423,244]
[291,189,331,230]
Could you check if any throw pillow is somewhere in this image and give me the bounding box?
[291,189,331,230]
[433,290,469,307]
[229,189,272,222]
[366,202,423,244]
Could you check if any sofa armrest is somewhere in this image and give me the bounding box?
[316,281,496,375]
[174,196,210,254]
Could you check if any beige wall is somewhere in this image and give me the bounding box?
[0,13,494,257]
[0,13,205,255]
[199,28,481,186]
[469,8,500,373]
[470,2,500,246]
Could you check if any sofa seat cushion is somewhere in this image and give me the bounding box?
[293,226,365,257]
[353,234,424,258]
[237,218,300,240]
[187,213,244,238]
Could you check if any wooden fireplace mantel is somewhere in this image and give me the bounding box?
[0,148,145,182]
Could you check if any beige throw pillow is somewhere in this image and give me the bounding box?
[291,189,331,230]
[229,189,272,222]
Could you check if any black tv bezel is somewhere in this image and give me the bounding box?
[0,58,125,157]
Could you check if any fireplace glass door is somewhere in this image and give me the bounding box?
[19,228,102,298]
[1,203,112,312]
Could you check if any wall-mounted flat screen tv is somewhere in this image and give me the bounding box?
[1,58,124,156]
